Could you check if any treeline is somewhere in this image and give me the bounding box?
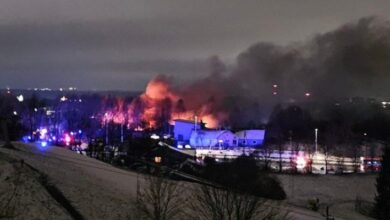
[265,101,390,154]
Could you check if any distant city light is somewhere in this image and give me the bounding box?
[273,84,278,88]
[13,111,17,116]
[60,96,68,102]
[16,95,24,102]
[154,156,162,164]
[34,108,38,112]
[41,141,48,147]
[305,92,311,97]
[150,134,160,140]
[273,91,278,95]
[46,110,55,116]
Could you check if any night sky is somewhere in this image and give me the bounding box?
[1,0,390,91]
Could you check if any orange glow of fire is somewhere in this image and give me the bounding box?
[103,75,226,129]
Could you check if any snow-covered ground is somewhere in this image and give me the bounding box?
[0,150,71,219]
[278,173,377,220]
[0,143,139,219]
[0,142,376,220]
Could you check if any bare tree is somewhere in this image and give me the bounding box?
[131,172,186,220]
[0,117,13,148]
[175,99,186,120]
[189,184,284,220]
[261,144,273,171]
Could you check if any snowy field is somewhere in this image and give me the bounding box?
[0,142,377,220]
[278,173,377,220]
[0,143,139,219]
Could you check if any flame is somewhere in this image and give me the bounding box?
[102,75,228,129]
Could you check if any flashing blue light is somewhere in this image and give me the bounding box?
[22,136,29,143]
[41,141,48,147]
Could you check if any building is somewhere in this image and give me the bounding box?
[173,119,265,149]
[235,130,265,147]
[189,130,238,148]
[173,119,201,146]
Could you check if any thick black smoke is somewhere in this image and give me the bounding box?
[233,16,390,101]
[162,17,390,128]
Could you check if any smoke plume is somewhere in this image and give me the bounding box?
[109,17,390,129]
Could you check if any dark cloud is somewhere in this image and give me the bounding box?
[1,1,390,90]
[151,17,390,127]
[231,17,390,100]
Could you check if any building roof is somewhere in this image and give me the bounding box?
[235,130,265,140]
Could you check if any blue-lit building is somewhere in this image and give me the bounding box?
[235,130,265,147]
[173,119,201,146]
[190,130,238,148]
[173,119,265,149]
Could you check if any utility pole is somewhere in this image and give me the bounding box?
[194,115,198,132]
[105,120,109,145]
[121,123,124,143]
[315,128,318,153]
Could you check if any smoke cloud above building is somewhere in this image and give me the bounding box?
[125,17,390,128]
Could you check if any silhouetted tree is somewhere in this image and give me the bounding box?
[203,155,286,200]
[132,171,185,220]
[374,146,390,220]
[0,94,16,148]
[190,184,281,220]
[25,94,46,140]
[192,156,285,220]
[175,99,186,119]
